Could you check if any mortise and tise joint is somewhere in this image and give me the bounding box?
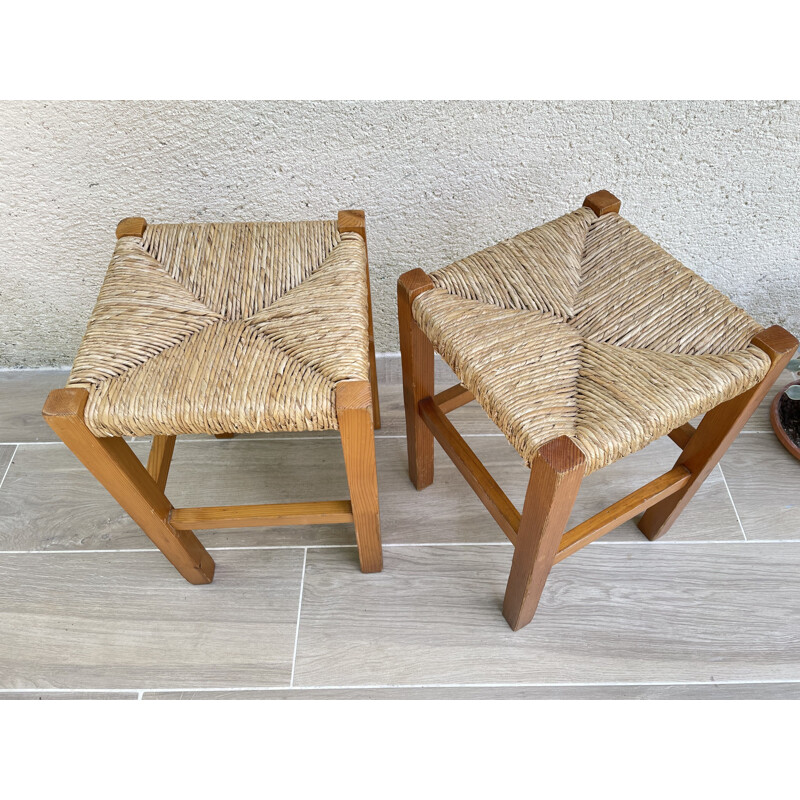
[668,423,696,449]
[432,383,474,414]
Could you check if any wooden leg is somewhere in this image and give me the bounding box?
[367,332,381,431]
[503,437,585,631]
[42,389,215,584]
[398,269,435,489]
[336,380,383,573]
[147,435,175,491]
[638,325,799,541]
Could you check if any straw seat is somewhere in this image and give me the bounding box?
[44,211,383,586]
[398,190,797,631]
[412,204,771,474]
[67,220,371,437]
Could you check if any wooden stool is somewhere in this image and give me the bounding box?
[398,190,797,631]
[44,211,382,582]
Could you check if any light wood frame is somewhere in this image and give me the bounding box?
[398,191,799,631]
[43,210,382,582]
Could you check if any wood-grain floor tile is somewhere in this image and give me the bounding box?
[721,433,800,541]
[0,370,68,443]
[293,544,800,687]
[0,439,355,551]
[0,549,303,690]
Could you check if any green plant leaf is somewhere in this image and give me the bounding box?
[787,358,800,373]
[786,385,800,400]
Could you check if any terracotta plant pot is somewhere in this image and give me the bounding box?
[770,381,800,461]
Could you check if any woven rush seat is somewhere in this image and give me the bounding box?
[412,203,771,473]
[67,219,370,437]
[45,210,383,586]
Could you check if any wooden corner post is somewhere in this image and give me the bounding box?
[336,380,383,573]
[638,325,799,541]
[115,217,147,238]
[397,269,436,490]
[338,210,381,431]
[503,437,585,631]
[583,190,621,216]
[42,388,214,584]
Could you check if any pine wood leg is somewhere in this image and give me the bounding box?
[398,269,435,489]
[368,335,381,431]
[147,435,175,491]
[503,437,585,631]
[336,380,383,573]
[638,325,799,541]
[42,388,215,584]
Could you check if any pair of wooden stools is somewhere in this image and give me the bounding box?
[44,192,798,631]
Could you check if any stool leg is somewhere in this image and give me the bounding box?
[42,388,215,585]
[638,325,798,541]
[147,435,175,491]
[336,380,383,573]
[398,269,435,490]
[367,332,381,431]
[503,437,585,631]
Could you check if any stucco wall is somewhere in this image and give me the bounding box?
[1,100,798,367]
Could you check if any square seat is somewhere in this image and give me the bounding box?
[67,218,370,437]
[412,203,772,473]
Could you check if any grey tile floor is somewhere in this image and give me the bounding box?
[0,357,798,699]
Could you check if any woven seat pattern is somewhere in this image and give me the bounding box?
[413,207,771,473]
[67,221,370,437]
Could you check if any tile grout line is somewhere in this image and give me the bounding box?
[2,539,800,557]
[0,432,511,447]
[0,445,18,490]
[4,677,800,695]
[718,463,748,541]
[0,430,779,448]
[289,547,308,688]
[137,690,143,701]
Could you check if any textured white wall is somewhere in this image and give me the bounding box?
[1,101,798,367]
